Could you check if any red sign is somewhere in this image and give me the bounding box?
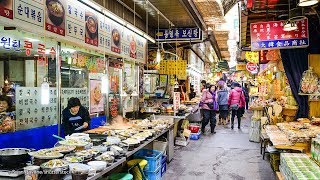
[250,19,309,50]
[173,92,180,112]
[46,23,65,36]
[246,62,258,74]
[0,1,13,19]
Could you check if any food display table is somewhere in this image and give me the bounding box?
[0,124,174,180]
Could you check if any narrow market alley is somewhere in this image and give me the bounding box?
[164,112,276,180]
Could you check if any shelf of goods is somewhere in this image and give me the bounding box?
[265,121,320,153]
[279,153,320,179]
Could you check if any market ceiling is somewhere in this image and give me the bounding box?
[240,0,320,49]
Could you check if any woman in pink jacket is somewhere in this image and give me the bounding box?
[200,84,217,134]
[228,83,246,129]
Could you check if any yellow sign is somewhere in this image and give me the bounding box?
[236,64,246,71]
[245,51,259,63]
[159,60,187,80]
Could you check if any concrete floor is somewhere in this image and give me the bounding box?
[163,112,276,180]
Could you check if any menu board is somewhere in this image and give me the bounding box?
[89,79,104,113]
[61,88,89,110]
[111,22,122,54]
[14,0,45,28]
[0,0,147,63]
[159,60,187,80]
[16,87,58,130]
[45,0,66,36]
[85,10,98,46]
[66,0,85,42]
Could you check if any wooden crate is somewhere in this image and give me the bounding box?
[270,153,280,172]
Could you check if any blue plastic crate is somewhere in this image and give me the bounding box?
[134,149,162,172]
[161,155,167,177]
[144,166,161,180]
[190,131,201,140]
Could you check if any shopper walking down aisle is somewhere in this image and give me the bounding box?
[217,84,229,126]
[200,84,218,134]
[243,83,250,110]
[228,83,245,129]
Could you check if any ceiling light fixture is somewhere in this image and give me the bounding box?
[298,0,319,6]
[283,0,298,31]
[81,0,101,11]
[283,20,298,31]
[156,12,161,63]
[103,10,126,25]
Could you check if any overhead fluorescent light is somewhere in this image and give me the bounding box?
[126,23,144,36]
[26,38,39,42]
[81,0,102,11]
[103,10,126,25]
[62,48,76,53]
[143,34,156,43]
[283,21,298,31]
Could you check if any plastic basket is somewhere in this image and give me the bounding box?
[190,130,201,140]
[134,149,162,172]
[144,166,161,180]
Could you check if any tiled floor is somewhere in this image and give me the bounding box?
[163,112,276,180]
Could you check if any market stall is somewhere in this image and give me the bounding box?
[0,116,173,180]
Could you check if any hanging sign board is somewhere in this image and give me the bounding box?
[250,19,309,50]
[245,51,259,63]
[156,27,202,41]
[236,64,246,71]
[173,92,180,112]
[246,62,258,74]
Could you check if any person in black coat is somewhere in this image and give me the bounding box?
[62,97,91,135]
[243,83,250,110]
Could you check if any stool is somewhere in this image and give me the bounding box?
[260,133,270,157]
[127,159,148,180]
[263,145,279,160]
[108,173,133,180]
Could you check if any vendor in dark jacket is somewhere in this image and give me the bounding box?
[62,97,90,135]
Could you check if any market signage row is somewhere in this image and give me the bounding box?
[250,19,309,51]
[0,0,147,63]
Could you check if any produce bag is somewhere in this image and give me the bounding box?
[300,67,319,94]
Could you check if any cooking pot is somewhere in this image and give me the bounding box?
[142,107,160,114]
[0,148,32,167]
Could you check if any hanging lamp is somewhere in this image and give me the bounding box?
[283,21,298,31]
[283,0,298,31]
[41,77,50,105]
[156,12,161,63]
[298,0,319,6]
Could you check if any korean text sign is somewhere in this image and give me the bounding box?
[156,28,202,41]
[250,19,309,50]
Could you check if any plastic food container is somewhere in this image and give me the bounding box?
[189,125,200,133]
[87,161,107,172]
[69,163,91,180]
